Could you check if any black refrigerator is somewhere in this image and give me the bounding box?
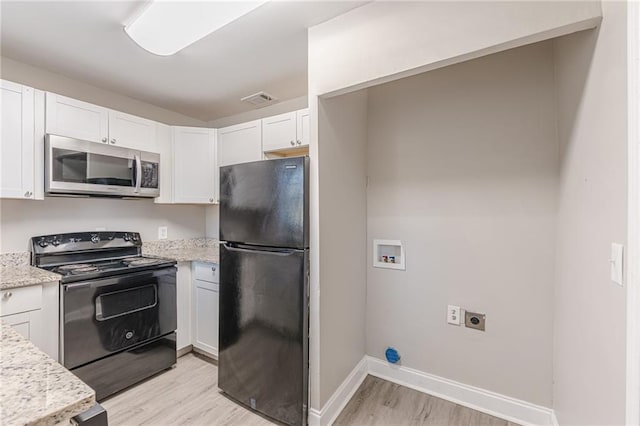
[218,156,309,426]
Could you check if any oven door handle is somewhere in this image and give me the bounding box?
[95,284,158,322]
[134,153,142,193]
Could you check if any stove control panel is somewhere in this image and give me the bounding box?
[31,232,143,256]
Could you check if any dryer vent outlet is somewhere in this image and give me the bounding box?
[465,311,486,331]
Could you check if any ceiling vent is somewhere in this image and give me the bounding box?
[241,91,278,108]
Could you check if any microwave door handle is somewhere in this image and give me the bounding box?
[134,154,142,193]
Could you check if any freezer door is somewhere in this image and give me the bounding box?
[219,157,308,249]
[219,243,309,426]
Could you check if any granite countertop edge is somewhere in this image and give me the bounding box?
[0,322,96,426]
[0,266,61,290]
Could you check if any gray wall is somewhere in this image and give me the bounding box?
[0,56,206,126]
[552,2,628,424]
[317,90,368,407]
[365,41,558,407]
[1,197,206,252]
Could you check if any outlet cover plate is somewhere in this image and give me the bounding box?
[465,311,486,331]
[447,305,461,325]
[158,226,168,240]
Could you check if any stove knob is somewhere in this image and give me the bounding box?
[51,238,61,247]
[91,234,100,244]
[131,234,139,242]
[123,233,131,242]
[38,238,48,248]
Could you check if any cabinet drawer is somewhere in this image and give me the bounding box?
[193,262,219,283]
[0,285,42,317]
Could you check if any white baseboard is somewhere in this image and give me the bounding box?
[310,355,556,426]
[308,357,369,426]
[366,356,555,426]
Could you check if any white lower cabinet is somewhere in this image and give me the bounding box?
[0,282,58,360]
[176,262,192,352]
[192,262,219,358]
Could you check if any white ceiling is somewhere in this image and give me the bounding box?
[0,1,366,121]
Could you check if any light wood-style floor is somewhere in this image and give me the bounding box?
[102,354,517,426]
[334,376,519,426]
[101,353,274,425]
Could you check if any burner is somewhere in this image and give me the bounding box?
[122,258,161,267]
[58,264,93,272]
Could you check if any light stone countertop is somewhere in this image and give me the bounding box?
[143,238,219,264]
[0,321,96,426]
[0,266,61,290]
[143,246,219,264]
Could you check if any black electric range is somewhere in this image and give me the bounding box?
[31,231,177,401]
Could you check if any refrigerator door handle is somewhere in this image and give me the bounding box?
[223,242,300,256]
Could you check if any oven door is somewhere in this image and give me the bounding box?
[61,267,176,369]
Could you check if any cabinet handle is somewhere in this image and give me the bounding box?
[211,266,217,272]
[290,140,295,146]
[102,137,108,143]
[209,198,214,203]
[24,191,32,198]
[296,140,302,145]
[3,291,12,299]
[110,139,116,144]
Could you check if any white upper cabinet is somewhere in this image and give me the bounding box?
[46,93,108,143]
[154,123,173,204]
[172,126,217,204]
[108,110,157,152]
[1,80,35,199]
[262,111,297,152]
[261,108,310,152]
[296,108,310,147]
[46,92,159,152]
[217,120,262,167]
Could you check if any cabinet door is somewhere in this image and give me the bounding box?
[1,80,35,199]
[172,126,216,204]
[154,123,173,204]
[45,93,108,143]
[176,262,192,352]
[217,120,262,167]
[193,278,219,357]
[2,310,43,350]
[108,110,158,152]
[296,108,310,147]
[262,111,296,152]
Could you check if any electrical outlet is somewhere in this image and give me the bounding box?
[158,226,168,240]
[447,305,461,325]
[465,311,486,331]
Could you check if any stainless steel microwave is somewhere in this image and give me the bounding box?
[45,134,160,198]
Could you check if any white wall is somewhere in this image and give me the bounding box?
[208,96,308,128]
[366,41,558,408]
[205,205,219,239]
[308,1,601,97]
[315,90,368,408]
[552,2,628,424]
[0,198,206,252]
[0,57,206,126]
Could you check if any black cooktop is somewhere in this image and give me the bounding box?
[43,256,176,283]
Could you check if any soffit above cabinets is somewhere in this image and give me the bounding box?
[0,1,367,122]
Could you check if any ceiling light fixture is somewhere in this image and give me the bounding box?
[124,1,266,56]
